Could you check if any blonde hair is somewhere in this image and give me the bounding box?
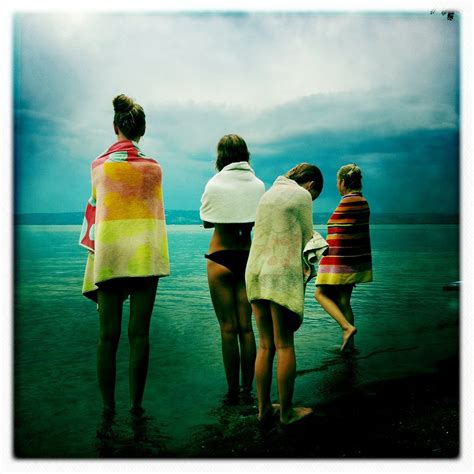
[337,163,362,191]
[113,94,146,140]
[215,134,250,171]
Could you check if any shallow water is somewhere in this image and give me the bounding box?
[14,224,459,457]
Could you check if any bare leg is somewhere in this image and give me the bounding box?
[97,287,123,413]
[270,302,313,424]
[253,300,276,421]
[235,277,256,391]
[128,277,159,413]
[337,286,356,350]
[315,285,357,351]
[207,260,240,394]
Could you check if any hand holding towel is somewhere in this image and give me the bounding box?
[303,231,329,283]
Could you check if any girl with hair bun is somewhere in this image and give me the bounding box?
[315,163,373,351]
[79,94,169,419]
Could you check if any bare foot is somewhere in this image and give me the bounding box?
[280,406,313,425]
[341,325,357,351]
[96,409,116,439]
[257,403,280,422]
[223,388,240,406]
[130,406,145,417]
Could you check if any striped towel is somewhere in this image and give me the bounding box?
[315,192,372,285]
[79,140,170,302]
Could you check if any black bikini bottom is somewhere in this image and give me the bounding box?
[205,250,250,277]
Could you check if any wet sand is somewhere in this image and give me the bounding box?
[191,356,459,458]
[95,355,459,459]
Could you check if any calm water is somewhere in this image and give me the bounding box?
[14,224,459,457]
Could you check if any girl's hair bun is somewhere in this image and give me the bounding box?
[113,94,134,113]
[112,94,146,140]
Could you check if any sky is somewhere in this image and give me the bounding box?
[13,10,460,215]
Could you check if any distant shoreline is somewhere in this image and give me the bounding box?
[14,211,460,226]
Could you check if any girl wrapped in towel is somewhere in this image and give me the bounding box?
[200,135,265,402]
[315,164,372,351]
[245,163,323,425]
[79,94,170,418]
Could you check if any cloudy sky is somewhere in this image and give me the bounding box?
[13,11,460,215]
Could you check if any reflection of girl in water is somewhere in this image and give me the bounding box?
[200,135,265,401]
[315,164,373,351]
[246,163,323,424]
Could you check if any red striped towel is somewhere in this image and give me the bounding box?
[315,193,373,285]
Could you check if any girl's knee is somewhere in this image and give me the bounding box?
[238,319,254,336]
[99,329,121,346]
[275,339,294,351]
[336,291,352,310]
[128,332,149,346]
[220,320,239,336]
[259,338,276,352]
[128,325,150,341]
[274,330,294,351]
[337,299,350,312]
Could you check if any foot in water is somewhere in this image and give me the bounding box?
[96,408,116,439]
[341,325,357,352]
[257,403,280,423]
[280,406,313,425]
[130,405,145,415]
[223,388,240,406]
[239,385,256,402]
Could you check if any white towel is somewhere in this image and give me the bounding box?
[303,231,329,283]
[200,161,265,224]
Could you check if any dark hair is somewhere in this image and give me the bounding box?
[215,134,250,171]
[337,164,362,191]
[285,163,324,197]
[113,94,146,140]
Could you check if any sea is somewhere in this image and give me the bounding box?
[14,224,460,458]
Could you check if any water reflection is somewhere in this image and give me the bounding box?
[322,351,360,398]
[187,390,263,457]
[96,410,171,458]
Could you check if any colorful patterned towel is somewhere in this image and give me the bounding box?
[315,192,372,285]
[245,176,314,326]
[79,140,170,301]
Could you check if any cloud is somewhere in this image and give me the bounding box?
[13,12,460,214]
[15,12,459,110]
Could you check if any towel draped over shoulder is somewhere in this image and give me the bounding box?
[79,140,170,302]
[245,176,315,327]
[200,161,265,224]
